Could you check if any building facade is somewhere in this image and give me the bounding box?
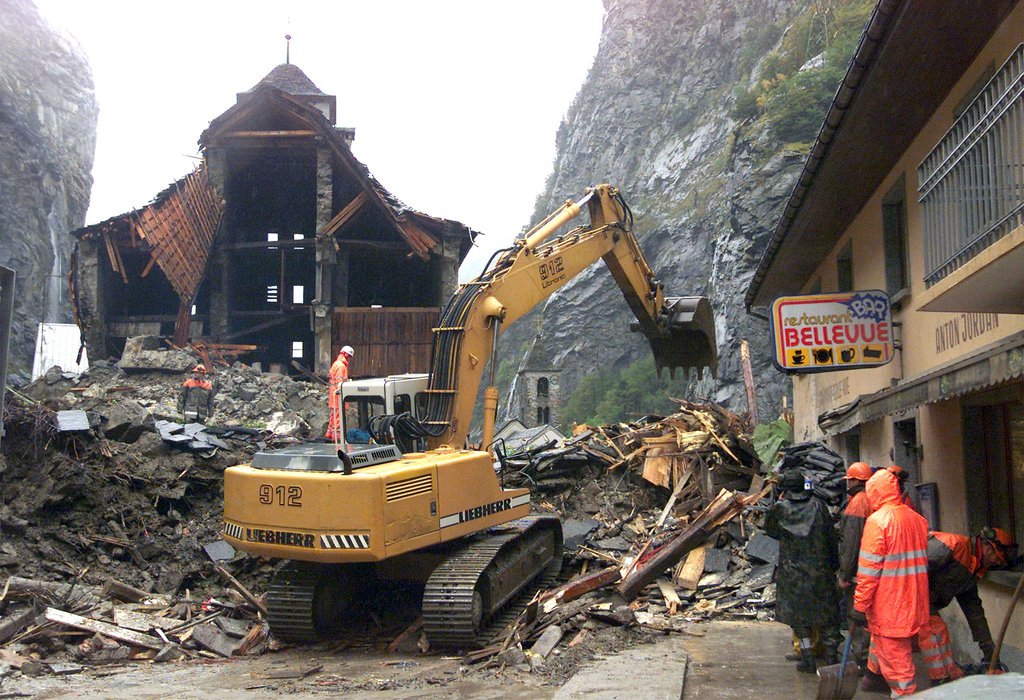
[747,0,1023,663]
[72,63,475,378]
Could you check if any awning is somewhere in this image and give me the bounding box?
[819,331,1024,435]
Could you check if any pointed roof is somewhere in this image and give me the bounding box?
[246,63,326,96]
[202,83,476,260]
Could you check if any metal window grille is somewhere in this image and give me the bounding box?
[918,44,1024,287]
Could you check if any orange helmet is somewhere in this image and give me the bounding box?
[192,364,207,374]
[980,526,1015,548]
[844,462,873,481]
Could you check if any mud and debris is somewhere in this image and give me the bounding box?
[1,339,796,693]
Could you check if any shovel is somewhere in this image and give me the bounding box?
[816,624,860,700]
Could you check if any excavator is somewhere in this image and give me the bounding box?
[220,185,717,648]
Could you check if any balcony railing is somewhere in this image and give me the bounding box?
[919,44,1024,287]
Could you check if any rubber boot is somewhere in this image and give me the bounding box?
[796,650,817,674]
[860,669,889,693]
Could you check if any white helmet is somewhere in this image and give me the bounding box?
[341,345,354,357]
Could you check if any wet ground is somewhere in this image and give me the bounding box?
[1,620,1004,700]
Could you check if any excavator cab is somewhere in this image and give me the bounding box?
[636,296,718,379]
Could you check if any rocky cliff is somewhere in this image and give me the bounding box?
[0,0,97,382]
[500,0,845,424]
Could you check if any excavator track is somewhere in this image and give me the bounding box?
[267,561,374,643]
[422,515,563,649]
[266,562,320,642]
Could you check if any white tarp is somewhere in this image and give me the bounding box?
[32,323,89,380]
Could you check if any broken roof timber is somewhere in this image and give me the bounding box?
[201,85,476,260]
[132,165,224,301]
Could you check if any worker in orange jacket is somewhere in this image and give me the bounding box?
[836,461,873,671]
[851,467,930,696]
[178,364,215,424]
[325,345,353,441]
[919,527,1016,684]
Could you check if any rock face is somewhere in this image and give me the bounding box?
[0,0,97,383]
[502,0,810,422]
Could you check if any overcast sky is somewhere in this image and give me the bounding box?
[33,0,603,281]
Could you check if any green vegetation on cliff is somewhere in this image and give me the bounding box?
[562,355,700,427]
[733,0,874,143]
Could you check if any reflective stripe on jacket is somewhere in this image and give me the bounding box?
[854,469,929,637]
[927,531,992,647]
[178,378,214,421]
[327,354,349,415]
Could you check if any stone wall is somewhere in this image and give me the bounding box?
[0,0,97,382]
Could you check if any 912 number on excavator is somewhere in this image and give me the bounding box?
[259,484,303,507]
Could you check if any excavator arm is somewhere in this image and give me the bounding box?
[401,185,717,450]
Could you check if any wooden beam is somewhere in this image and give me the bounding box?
[218,130,318,138]
[320,191,369,238]
[219,312,305,341]
[45,608,164,650]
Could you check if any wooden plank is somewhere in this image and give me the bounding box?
[100,578,151,603]
[213,565,268,617]
[112,607,182,633]
[656,578,682,614]
[616,490,744,601]
[0,608,38,644]
[219,130,318,139]
[540,566,620,614]
[606,444,649,471]
[320,191,369,237]
[387,617,423,653]
[674,544,707,591]
[44,608,163,650]
[656,469,693,529]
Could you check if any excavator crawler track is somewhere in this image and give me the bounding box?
[422,515,562,649]
[266,562,320,642]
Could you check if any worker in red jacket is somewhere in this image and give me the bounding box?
[919,527,1016,684]
[851,468,929,696]
[836,461,873,671]
[325,345,353,441]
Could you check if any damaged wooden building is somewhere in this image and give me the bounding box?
[70,63,476,376]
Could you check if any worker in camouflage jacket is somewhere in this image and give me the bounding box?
[178,364,215,424]
[836,461,873,671]
[766,470,842,674]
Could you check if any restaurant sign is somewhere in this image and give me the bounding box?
[770,290,894,373]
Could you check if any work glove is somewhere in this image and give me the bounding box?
[979,641,995,660]
[849,608,868,628]
[979,642,1008,672]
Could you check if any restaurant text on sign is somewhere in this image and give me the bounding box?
[769,291,894,374]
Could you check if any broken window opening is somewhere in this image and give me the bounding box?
[267,285,279,303]
[537,377,549,398]
[292,285,304,305]
[291,341,303,359]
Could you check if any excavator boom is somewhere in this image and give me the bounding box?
[413,184,717,450]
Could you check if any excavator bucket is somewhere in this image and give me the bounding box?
[646,296,718,380]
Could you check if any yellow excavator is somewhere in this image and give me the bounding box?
[221,185,717,648]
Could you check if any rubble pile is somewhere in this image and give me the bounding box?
[468,402,783,674]
[0,338,330,592]
[0,570,269,675]
[2,347,796,680]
